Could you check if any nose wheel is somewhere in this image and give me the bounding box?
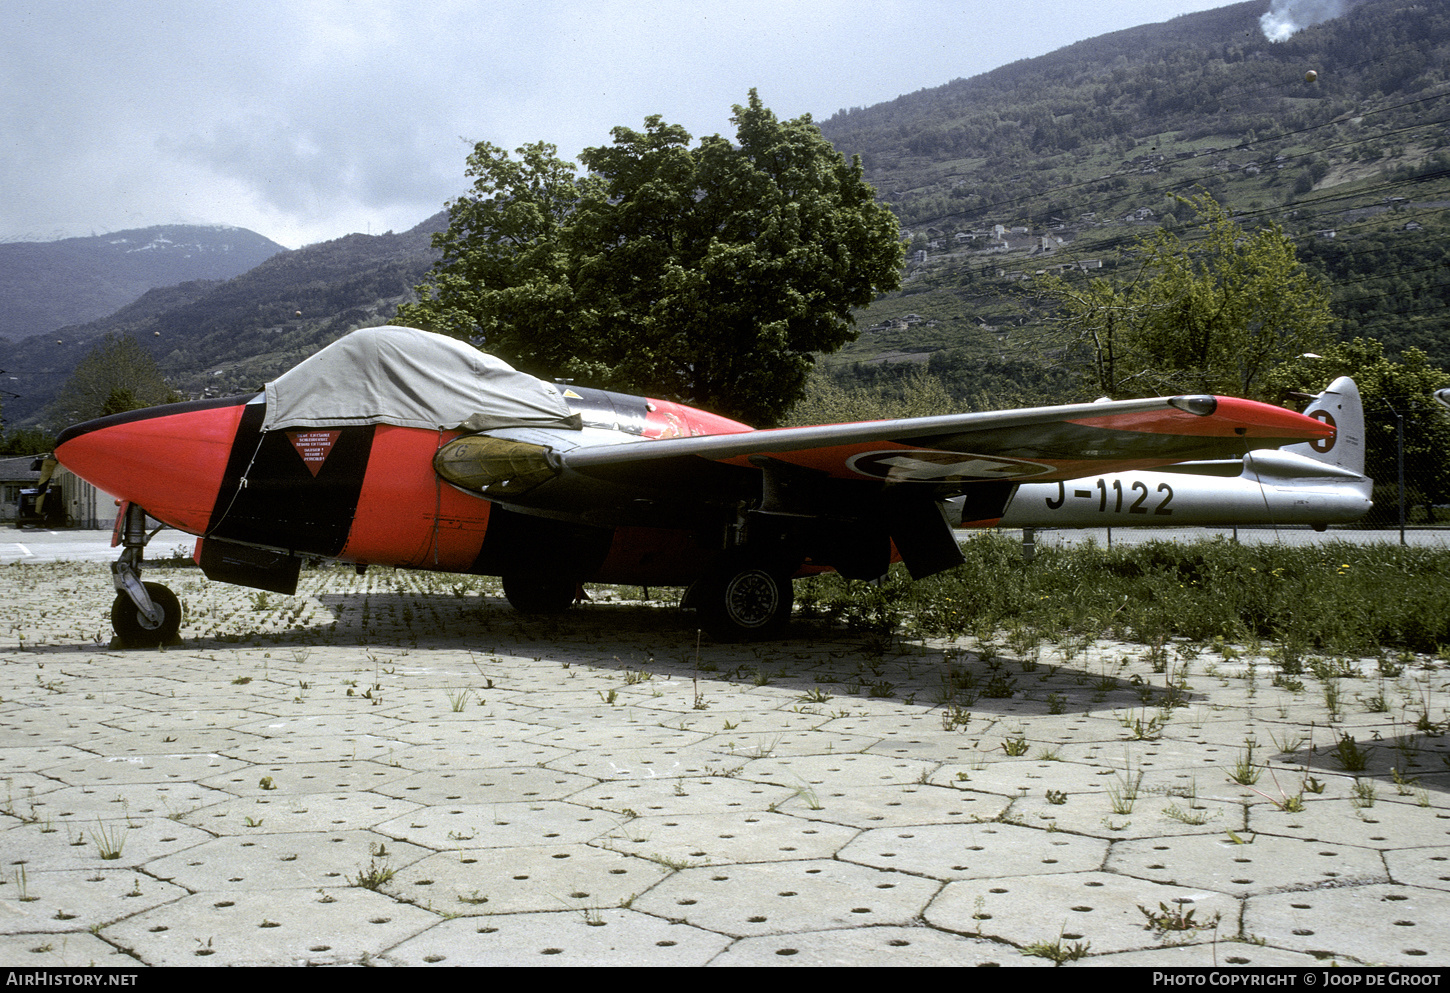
[109,502,182,648]
[111,582,181,648]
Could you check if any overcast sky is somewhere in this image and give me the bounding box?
[6,0,1245,249]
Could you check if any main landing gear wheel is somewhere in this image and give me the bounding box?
[110,582,181,648]
[502,571,578,614]
[694,560,794,642]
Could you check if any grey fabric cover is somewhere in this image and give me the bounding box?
[260,326,581,433]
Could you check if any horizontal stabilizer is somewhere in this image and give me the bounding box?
[1243,448,1369,482]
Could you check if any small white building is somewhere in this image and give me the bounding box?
[4,455,117,529]
[54,465,116,529]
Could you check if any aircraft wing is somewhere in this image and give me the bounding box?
[557,394,1332,486]
[441,391,1333,581]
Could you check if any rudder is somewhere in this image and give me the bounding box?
[1286,377,1364,475]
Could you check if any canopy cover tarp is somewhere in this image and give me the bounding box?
[261,326,582,433]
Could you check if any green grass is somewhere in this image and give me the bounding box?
[800,535,1450,657]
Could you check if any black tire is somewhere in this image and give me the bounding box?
[502,571,577,614]
[111,582,182,648]
[694,561,793,641]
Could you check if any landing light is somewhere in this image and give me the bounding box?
[434,435,560,494]
[1167,395,1218,417]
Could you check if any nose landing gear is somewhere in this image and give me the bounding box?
[110,503,182,648]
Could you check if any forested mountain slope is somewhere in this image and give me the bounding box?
[0,225,283,341]
[1,215,444,428]
[817,0,1450,394]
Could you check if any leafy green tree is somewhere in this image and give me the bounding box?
[396,140,584,355]
[49,334,181,425]
[1042,194,1333,401]
[399,92,903,425]
[782,365,956,427]
[0,427,56,457]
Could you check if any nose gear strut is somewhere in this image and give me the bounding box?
[110,502,182,648]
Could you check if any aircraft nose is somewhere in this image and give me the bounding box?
[54,398,254,534]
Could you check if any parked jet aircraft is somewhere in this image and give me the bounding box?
[950,377,1371,530]
[53,326,1333,646]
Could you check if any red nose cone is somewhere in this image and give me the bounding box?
[54,399,250,534]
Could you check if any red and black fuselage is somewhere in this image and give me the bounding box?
[54,387,758,592]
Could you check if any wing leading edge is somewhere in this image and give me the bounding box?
[559,394,1333,484]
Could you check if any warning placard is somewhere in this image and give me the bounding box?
[287,430,341,477]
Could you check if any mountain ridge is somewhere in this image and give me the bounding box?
[0,214,445,428]
[0,224,287,342]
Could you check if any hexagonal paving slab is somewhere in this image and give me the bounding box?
[4,560,1450,966]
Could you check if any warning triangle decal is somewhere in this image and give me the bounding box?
[287,430,341,477]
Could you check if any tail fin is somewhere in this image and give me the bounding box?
[1284,377,1364,475]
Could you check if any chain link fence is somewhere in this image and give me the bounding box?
[1361,399,1450,529]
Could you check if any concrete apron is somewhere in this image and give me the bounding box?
[2,561,1449,967]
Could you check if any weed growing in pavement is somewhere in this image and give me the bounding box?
[1321,678,1346,722]
[1391,766,1421,796]
[941,706,972,732]
[1351,779,1378,809]
[1021,929,1091,965]
[982,671,1017,699]
[1269,730,1307,756]
[1163,800,1215,826]
[351,844,396,890]
[1139,902,1222,941]
[1240,764,1307,813]
[1118,707,1168,741]
[1227,740,1262,786]
[1360,682,1390,714]
[1329,733,1372,772]
[1108,762,1144,816]
[12,864,35,902]
[90,821,127,861]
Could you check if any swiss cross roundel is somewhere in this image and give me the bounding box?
[1308,410,1336,453]
[845,450,1054,482]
